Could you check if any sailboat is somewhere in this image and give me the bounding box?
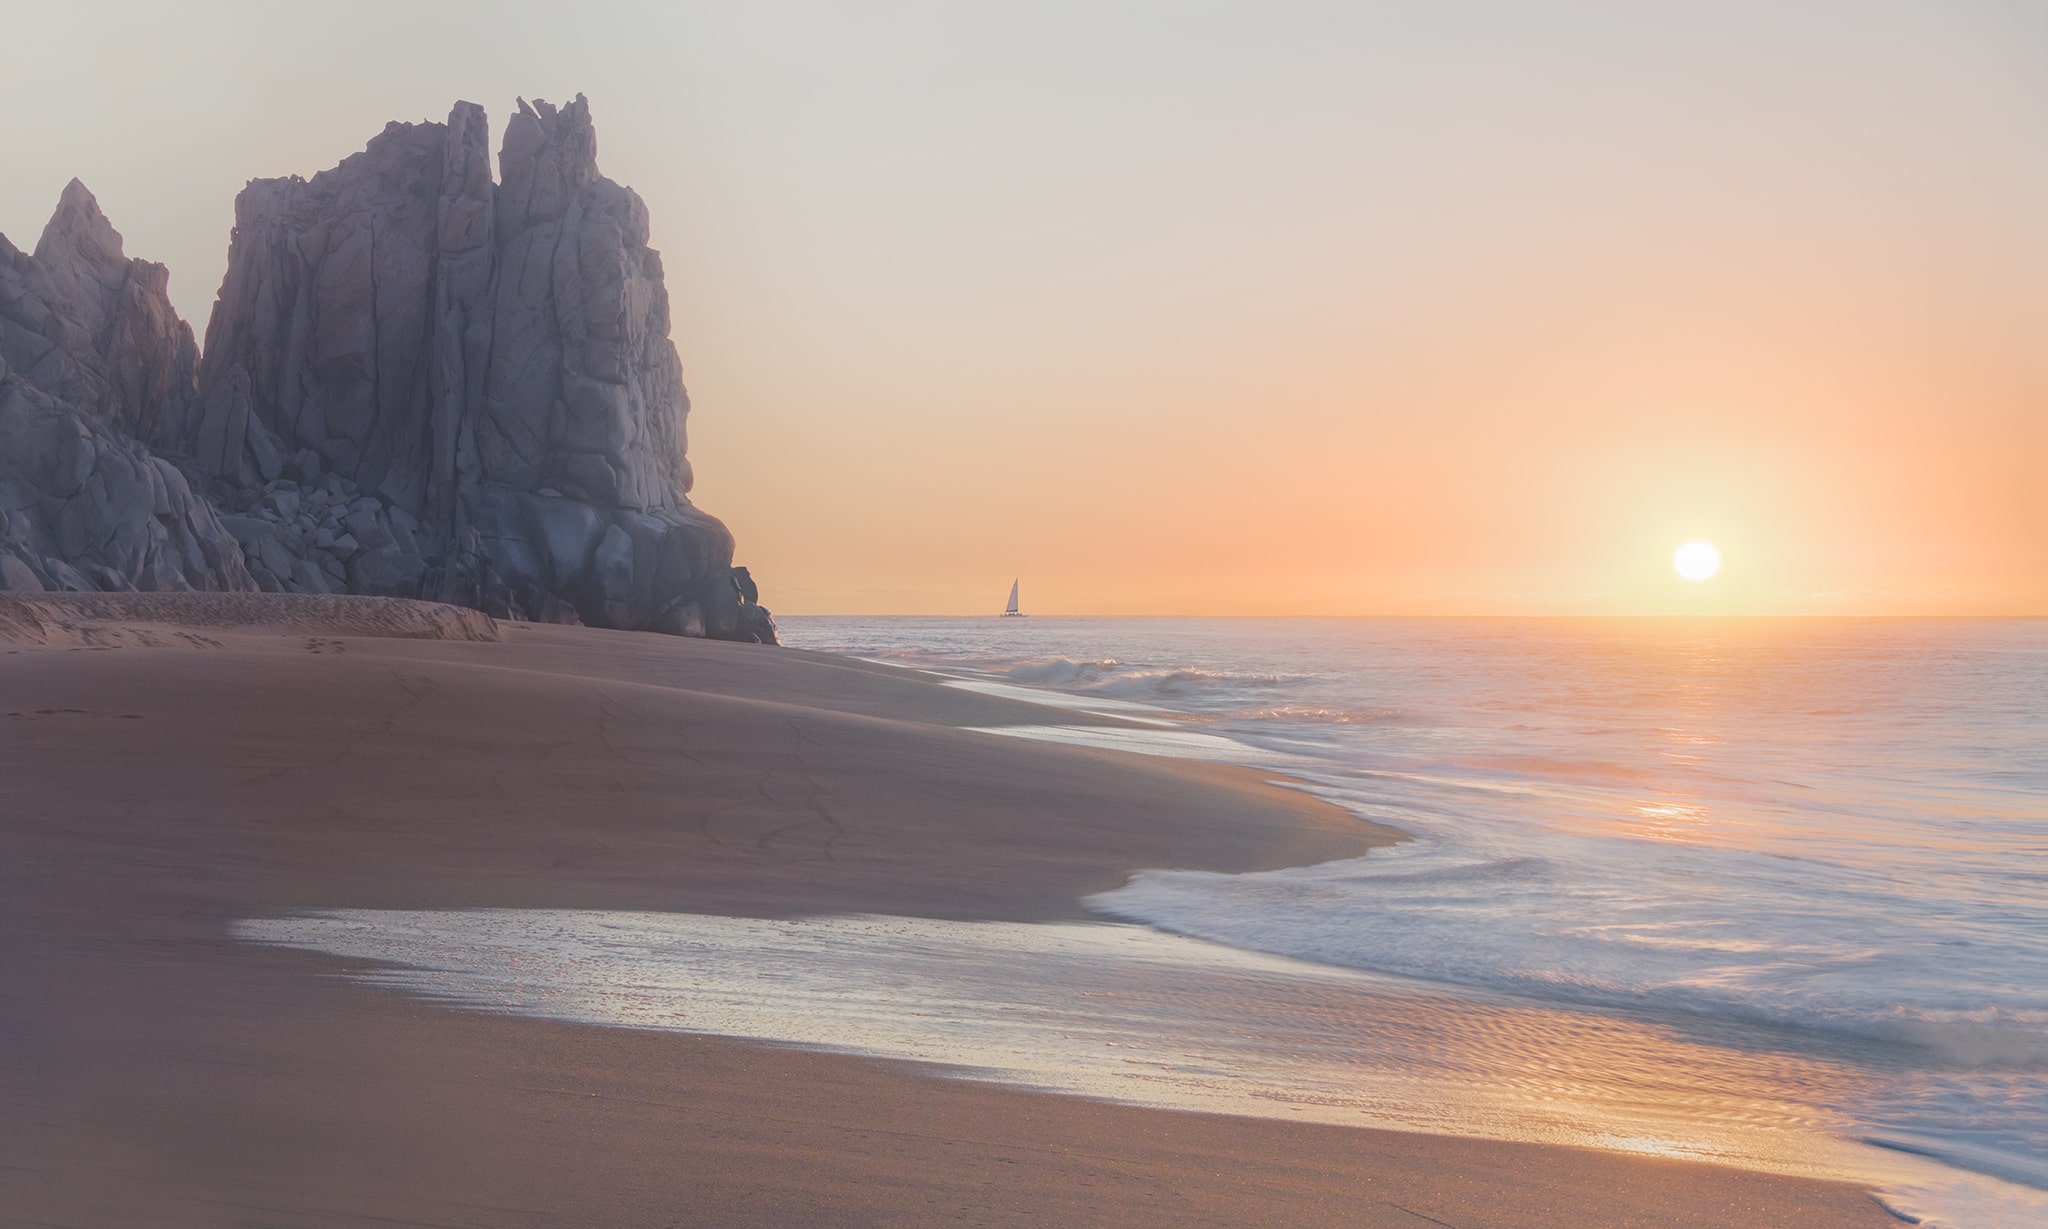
[1001,578,1025,617]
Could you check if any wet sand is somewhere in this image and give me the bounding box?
[0,594,1896,1226]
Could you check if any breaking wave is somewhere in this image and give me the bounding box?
[979,656,1293,702]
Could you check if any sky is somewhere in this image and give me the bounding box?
[6,1,2044,615]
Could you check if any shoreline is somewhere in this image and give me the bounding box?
[1,594,1900,1226]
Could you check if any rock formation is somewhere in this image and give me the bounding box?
[0,96,774,643]
[0,195,252,594]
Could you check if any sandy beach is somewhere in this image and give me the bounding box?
[0,594,1897,1227]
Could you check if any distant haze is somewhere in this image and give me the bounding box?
[8,1,2043,614]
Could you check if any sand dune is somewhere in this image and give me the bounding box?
[0,590,502,647]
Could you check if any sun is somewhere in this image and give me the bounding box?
[1673,540,1721,582]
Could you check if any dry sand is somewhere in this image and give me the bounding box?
[0,594,1896,1226]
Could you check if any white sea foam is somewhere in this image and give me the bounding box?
[939,677,1181,724]
[968,722,1302,763]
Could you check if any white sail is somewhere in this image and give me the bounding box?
[1004,579,1021,615]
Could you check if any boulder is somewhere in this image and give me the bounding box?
[0,552,45,592]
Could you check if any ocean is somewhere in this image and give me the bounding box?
[785,616,2048,1221]
[241,616,2048,1226]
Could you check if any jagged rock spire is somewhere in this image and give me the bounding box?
[34,179,132,328]
[0,188,250,594]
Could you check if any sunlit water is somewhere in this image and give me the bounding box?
[240,617,2048,1227]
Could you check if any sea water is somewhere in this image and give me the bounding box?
[786,617,2048,1218]
[240,617,2048,1226]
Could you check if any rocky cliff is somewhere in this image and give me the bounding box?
[0,189,252,594]
[0,96,773,642]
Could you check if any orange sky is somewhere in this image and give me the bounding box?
[7,2,2044,614]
